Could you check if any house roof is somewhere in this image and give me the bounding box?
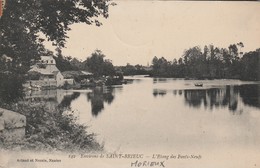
[53,71,60,75]
[29,65,60,75]
[62,70,93,79]
[29,67,53,75]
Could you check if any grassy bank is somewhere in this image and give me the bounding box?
[0,102,103,153]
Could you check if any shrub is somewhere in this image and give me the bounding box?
[0,102,103,153]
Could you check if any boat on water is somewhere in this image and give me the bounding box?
[194,83,203,87]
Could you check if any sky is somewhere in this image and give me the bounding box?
[45,1,260,66]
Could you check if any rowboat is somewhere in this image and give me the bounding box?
[194,83,203,87]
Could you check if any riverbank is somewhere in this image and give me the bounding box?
[23,77,132,91]
[146,74,260,81]
[0,102,103,153]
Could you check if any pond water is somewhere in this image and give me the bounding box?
[23,76,260,158]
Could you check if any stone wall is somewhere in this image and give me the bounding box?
[0,108,26,141]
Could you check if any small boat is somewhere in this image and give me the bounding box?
[194,83,203,87]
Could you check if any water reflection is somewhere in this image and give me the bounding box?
[20,86,116,117]
[22,83,259,118]
[183,86,240,112]
[58,92,80,109]
[5,79,258,121]
[153,89,167,97]
[86,87,115,116]
[184,89,208,108]
[173,90,183,96]
[22,89,81,112]
[170,84,260,114]
[239,85,259,108]
[153,78,167,83]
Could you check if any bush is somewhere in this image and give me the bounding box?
[0,102,103,153]
[0,73,24,104]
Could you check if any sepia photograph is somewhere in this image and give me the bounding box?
[0,0,259,167]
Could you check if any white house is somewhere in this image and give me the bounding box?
[28,56,65,87]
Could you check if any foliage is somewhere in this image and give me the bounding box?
[152,56,172,77]
[0,0,112,72]
[0,102,103,152]
[84,49,115,77]
[103,59,115,76]
[118,63,151,76]
[240,50,260,81]
[70,57,85,70]
[54,48,79,72]
[0,72,24,104]
[151,43,259,81]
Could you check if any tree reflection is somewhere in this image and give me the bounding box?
[86,87,115,116]
[184,89,207,108]
[58,92,80,109]
[153,89,167,97]
[181,84,259,113]
[238,85,260,108]
[153,78,167,84]
[181,85,260,114]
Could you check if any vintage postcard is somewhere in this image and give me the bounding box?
[0,0,259,168]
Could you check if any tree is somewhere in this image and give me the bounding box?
[53,48,79,72]
[151,56,171,77]
[85,49,115,77]
[149,43,259,81]
[70,58,84,70]
[182,46,203,78]
[152,56,159,76]
[0,0,112,72]
[237,42,244,58]
[122,63,136,76]
[240,49,260,81]
[103,59,115,76]
[228,44,239,61]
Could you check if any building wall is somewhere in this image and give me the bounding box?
[25,80,57,87]
[56,72,64,87]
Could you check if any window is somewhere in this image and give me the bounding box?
[51,60,53,64]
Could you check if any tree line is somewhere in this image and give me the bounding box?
[53,50,153,77]
[151,43,259,81]
[53,49,116,78]
[53,42,259,81]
